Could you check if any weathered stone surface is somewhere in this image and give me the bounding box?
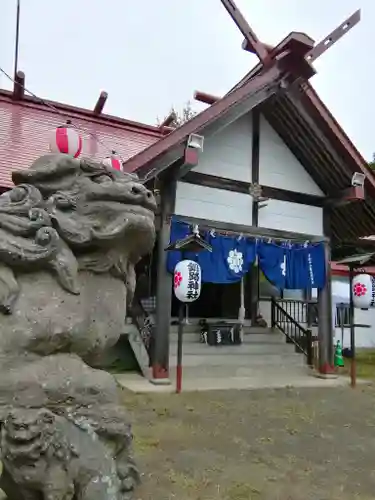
[0,271,127,364]
[0,353,139,499]
[1,407,122,500]
[0,154,156,500]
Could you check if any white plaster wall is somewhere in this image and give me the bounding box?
[259,115,324,196]
[176,111,324,235]
[194,114,252,182]
[336,308,375,349]
[175,182,253,226]
[259,300,272,326]
[258,200,323,236]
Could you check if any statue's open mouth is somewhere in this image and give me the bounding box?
[79,200,155,225]
[86,179,158,214]
[112,202,156,219]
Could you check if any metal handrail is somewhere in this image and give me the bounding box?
[128,296,155,365]
[271,298,313,366]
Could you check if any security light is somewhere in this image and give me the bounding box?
[187,134,204,152]
[351,172,365,188]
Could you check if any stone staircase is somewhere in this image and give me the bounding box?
[168,321,307,382]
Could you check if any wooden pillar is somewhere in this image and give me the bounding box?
[304,288,313,330]
[250,265,259,325]
[151,176,177,383]
[250,108,260,325]
[318,209,334,374]
[325,247,334,366]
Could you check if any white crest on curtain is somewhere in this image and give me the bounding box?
[227,249,243,274]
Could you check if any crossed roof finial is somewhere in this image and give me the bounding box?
[220,0,360,67]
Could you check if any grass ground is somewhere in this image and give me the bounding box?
[124,381,375,500]
[341,349,375,380]
[125,350,375,500]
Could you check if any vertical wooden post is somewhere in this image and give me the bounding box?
[250,108,260,325]
[348,265,356,388]
[317,239,334,375]
[306,329,313,367]
[250,265,259,325]
[151,176,177,384]
[324,207,334,367]
[176,301,185,393]
[305,288,313,328]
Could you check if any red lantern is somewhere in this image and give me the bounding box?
[102,151,123,171]
[49,121,82,158]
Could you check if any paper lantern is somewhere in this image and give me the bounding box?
[102,152,123,171]
[352,274,375,309]
[173,260,201,303]
[49,124,82,158]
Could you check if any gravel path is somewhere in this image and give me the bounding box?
[124,384,375,500]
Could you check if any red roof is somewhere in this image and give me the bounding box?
[331,262,375,277]
[0,91,163,187]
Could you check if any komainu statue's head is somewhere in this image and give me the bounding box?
[0,154,157,313]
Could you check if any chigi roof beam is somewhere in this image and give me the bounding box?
[159,111,177,128]
[12,70,25,100]
[193,91,220,105]
[195,2,360,107]
[239,7,361,64]
[220,0,270,64]
[93,91,108,115]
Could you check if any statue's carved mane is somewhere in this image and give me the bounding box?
[0,154,156,314]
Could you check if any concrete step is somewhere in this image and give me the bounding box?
[169,342,296,356]
[169,352,304,368]
[170,331,285,344]
[166,365,315,390]
[169,324,269,334]
[171,317,254,326]
[168,360,306,378]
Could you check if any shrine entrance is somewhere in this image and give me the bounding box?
[171,278,253,319]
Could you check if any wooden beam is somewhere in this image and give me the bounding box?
[182,171,246,193]
[242,32,314,59]
[250,109,260,325]
[242,39,273,53]
[181,171,325,207]
[193,91,220,105]
[152,173,177,383]
[220,0,270,64]
[175,214,327,242]
[159,111,176,128]
[251,109,260,225]
[317,207,334,374]
[93,91,108,115]
[160,126,174,135]
[132,64,283,180]
[306,10,361,63]
[12,70,25,100]
[286,90,370,192]
[183,145,199,169]
[326,186,365,207]
[261,185,324,207]
[242,11,360,64]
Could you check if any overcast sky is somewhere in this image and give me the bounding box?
[1,0,373,160]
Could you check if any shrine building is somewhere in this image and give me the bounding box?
[1,4,374,386]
